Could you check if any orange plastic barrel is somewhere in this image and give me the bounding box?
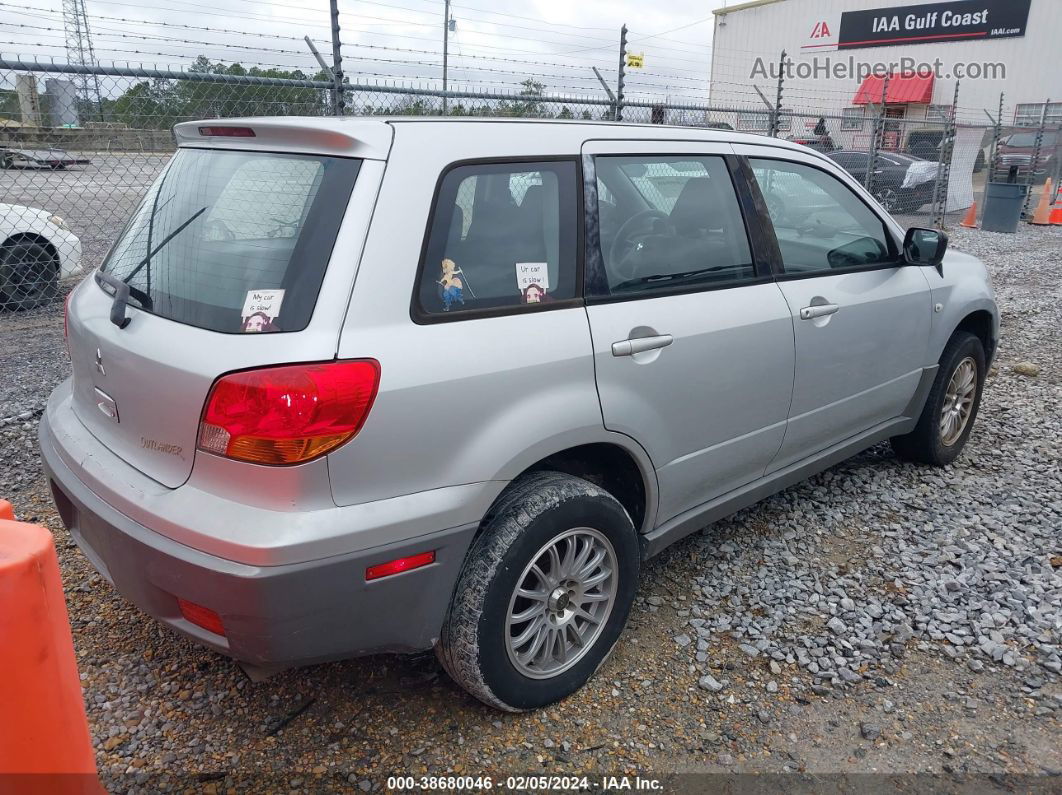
[0,499,101,793]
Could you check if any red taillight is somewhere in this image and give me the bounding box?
[365,551,436,581]
[177,597,225,636]
[197,360,380,465]
[198,125,255,137]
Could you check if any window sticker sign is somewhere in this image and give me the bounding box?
[515,262,550,304]
[241,288,284,333]
[837,0,1030,50]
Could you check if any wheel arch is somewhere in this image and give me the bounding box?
[485,438,658,538]
[1,231,60,267]
[953,309,996,365]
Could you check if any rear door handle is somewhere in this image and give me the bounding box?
[612,334,674,357]
[799,304,840,320]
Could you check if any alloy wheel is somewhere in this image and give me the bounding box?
[940,356,977,446]
[505,527,618,679]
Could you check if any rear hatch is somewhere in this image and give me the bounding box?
[66,140,364,487]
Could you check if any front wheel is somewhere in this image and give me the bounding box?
[891,331,986,466]
[437,472,639,711]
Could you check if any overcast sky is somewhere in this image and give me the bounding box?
[1,0,736,102]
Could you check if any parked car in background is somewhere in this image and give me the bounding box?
[788,134,838,153]
[905,129,986,173]
[42,118,997,711]
[993,131,1059,182]
[1,204,82,309]
[0,147,91,170]
[825,149,939,213]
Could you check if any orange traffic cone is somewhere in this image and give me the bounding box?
[1029,178,1053,225]
[1051,182,1062,225]
[0,498,102,794]
[959,201,978,228]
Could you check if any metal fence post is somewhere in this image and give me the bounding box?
[329,0,344,115]
[865,72,889,196]
[769,49,786,137]
[1022,98,1050,218]
[615,24,627,122]
[442,0,450,115]
[988,91,1004,178]
[931,80,960,228]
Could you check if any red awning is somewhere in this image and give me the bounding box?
[853,72,934,105]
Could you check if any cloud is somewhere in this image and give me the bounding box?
[0,0,722,103]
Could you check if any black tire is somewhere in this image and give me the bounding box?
[0,238,60,310]
[437,471,639,712]
[891,331,986,466]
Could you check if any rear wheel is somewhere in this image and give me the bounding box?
[0,238,60,310]
[891,331,985,466]
[437,472,639,711]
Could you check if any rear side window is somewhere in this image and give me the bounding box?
[100,148,359,333]
[416,160,578,317]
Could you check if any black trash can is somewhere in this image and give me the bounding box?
[981,182,1029,233]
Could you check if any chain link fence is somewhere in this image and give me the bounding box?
[1,57,1058,312]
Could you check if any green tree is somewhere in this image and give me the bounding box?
[104,56,329,131]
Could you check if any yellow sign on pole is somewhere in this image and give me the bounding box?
[626,53,644,69]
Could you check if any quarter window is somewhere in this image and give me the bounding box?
[417,161,578,317]
[589,155,754,297]
[749,158,895,275]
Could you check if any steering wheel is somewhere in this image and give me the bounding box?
[608,209,674,282]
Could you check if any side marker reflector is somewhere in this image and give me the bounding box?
[177,597,226,636]
[365,551,436,581]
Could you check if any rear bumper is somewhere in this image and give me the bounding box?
[39,389,479,666]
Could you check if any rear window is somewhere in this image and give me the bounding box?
[100,148,360,333]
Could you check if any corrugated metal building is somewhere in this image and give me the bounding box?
[709,0,1059,132]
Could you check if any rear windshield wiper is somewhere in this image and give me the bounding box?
[96,206,207,328]
[611,265,728,291]
[95,270,152,329]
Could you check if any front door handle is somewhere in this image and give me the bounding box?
[612,334,674,357]
[799,303,840,320]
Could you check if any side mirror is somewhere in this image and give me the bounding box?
[903,227,948,275]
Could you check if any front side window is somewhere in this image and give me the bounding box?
[416,160,577,317]
[589,155,754,297]
[749,158,895,275]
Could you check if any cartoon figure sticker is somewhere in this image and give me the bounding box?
[523,284,547,303]
[438,258,466,311]
[516,262,549,304]
[241,289,284,333]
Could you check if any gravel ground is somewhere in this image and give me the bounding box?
[0,224,1059,792]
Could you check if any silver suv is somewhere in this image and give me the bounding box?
[41,118,998,711]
